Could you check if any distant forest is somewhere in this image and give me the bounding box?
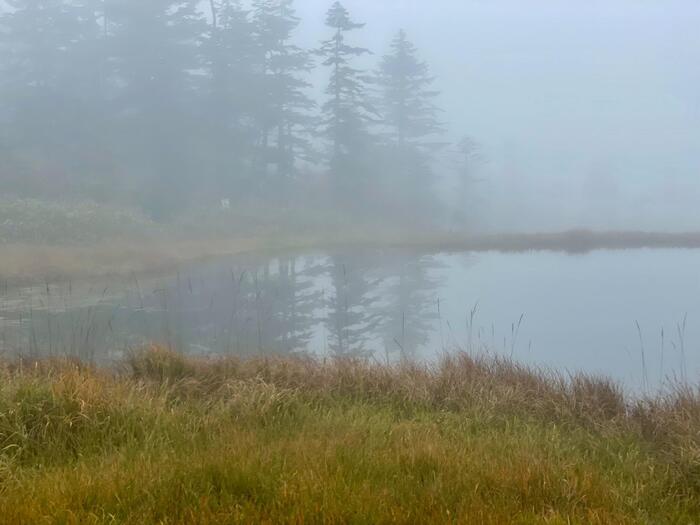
[0,1,477,223]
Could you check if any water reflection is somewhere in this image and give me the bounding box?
[0,251,445,362]
[2,248,700,391]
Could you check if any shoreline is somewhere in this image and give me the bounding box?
[2,229,700,283]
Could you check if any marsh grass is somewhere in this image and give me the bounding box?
[0,345,699,523]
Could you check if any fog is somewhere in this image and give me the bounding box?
[295,0,700,231]
[2,0,698,235]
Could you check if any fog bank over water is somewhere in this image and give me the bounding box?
[292,0,700,232]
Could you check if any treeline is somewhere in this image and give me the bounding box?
[0,1,457,222]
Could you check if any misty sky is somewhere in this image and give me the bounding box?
[293,0,700,231]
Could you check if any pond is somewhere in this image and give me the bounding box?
[1,247,699,391]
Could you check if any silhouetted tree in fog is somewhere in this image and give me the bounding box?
[203,0,258,200]
[374,30,445,220]
[377,30,443,150]
[251,0,315,194]
[317,2,376,198]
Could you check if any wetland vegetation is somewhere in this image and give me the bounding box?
[1,345,700,523]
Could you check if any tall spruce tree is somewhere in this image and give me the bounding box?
[204,0,259,199]
[376,30,443,149]
[375,29,445,220]
[317,2,374,194]
[252,0,315,191]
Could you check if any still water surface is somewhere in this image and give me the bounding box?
[1,248,699,391]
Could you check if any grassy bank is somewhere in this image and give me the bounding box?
[0,346,699,523]
[5,229,700,284]
[4,197,700,283]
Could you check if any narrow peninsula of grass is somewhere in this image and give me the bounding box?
[4,228,700,284]
[0,346,699,523]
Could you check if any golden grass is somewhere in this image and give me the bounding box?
[0,345,698,523]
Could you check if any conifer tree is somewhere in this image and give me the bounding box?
[206,0,257,122]
[375,29,445,219]
[204,0,259,198]
[252,0,315,189]
[317,2,375,193]
[376,29,443,150]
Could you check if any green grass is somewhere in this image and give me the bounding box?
[0,346,698,523]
